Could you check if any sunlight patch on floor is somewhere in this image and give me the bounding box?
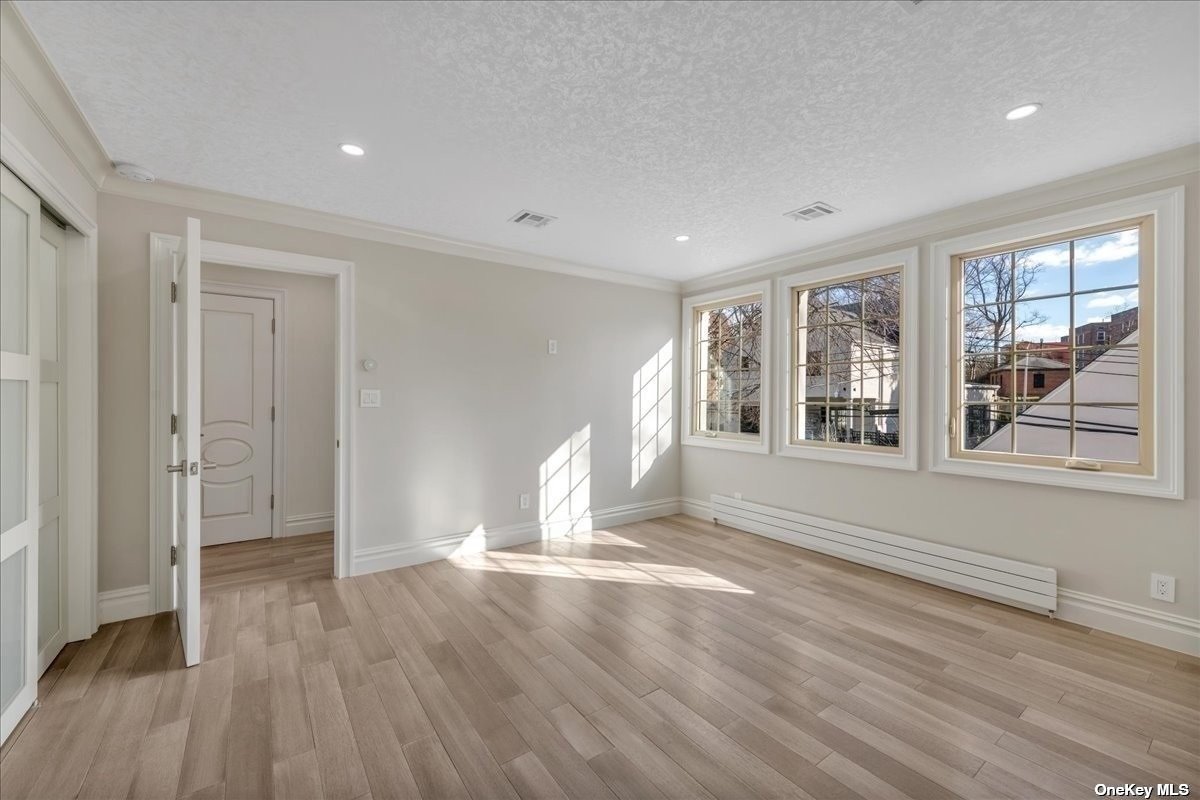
[451,549,753,594]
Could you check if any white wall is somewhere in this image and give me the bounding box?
[201,263,336,533]
[681,167,1200,625]
[97,192,681,592]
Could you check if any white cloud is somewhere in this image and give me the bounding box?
[1019,246,1069,268]
[1018,323,1069,343]
[1020,229,1137,269]
[1086,293,1126,309]
[1086,316,1108,324]
[1076,229,1139,267]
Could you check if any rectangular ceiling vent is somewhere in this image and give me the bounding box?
[784,201,839,222]
[509,209,557,228]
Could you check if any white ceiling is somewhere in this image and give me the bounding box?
[16,0,1200,282]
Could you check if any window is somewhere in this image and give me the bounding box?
[932,187,1184,499]
[681,281,771,452]
[955,216,1149,471]
[777,249,918,469]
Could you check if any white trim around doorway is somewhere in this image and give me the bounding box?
[150,236,355,613]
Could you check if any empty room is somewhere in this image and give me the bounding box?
[1,1,1197,799]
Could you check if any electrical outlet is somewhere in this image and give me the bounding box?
[519,493,530,510]
[1150,573,1176,602]
[547,339,558,355]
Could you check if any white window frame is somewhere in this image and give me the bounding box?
[930,187,1185,499]
[775,248,919,470]
[680,280,772,454]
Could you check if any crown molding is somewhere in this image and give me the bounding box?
[682,144,1200,293]
[1,0,110,190]
[101,176,681,293]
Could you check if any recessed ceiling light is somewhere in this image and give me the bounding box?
[339,143,365,156]
[674,235,691,242]
[1005,103,1042,121]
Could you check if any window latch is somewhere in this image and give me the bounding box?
[1065,458,1102,472]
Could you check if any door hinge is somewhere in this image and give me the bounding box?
[170,545,177,566]
[270,494,275,510]
[170,281,177,303]
[271,405,276,422]
[170,413,177,435]
[271,318,276,334]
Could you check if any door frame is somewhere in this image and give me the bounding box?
[150,236,355,610]
[1,127,100,646]
[200,281,287,541]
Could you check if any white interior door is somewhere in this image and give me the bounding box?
[171,218,202,666]
[37,214,67,673]
[200,292,274,546]
[1,165,41,741]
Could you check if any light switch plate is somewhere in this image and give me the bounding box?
[359,388,381,408]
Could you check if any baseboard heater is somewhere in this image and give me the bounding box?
[709,494,1057,614]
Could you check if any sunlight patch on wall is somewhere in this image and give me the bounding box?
[540,425,591,538]
[449,523,490,558]
[632,341,673,488]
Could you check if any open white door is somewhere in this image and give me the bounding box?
[1,165,41,741]
[171,218,202,666]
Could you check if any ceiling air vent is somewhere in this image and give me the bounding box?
[509,209,557,228]
[784,202,839,222]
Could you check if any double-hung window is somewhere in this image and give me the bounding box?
[681,281,771,453]
[777,249,919,469]
[932,188,1184,498]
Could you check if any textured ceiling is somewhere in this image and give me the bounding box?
[16,0,1200,281]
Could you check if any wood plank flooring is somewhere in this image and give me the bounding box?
[3,515,1197,799]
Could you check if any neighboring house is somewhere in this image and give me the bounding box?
[1063,306,1138,369]
[703,307,764,433]
[799,308,901,444]
[977,328,1140,462]
[984,355,1071,400]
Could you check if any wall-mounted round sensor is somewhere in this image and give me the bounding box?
[361,358,378,372]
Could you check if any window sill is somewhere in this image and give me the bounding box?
[777,441,917,471]
[930,453,1183,500]
[682,434,770,455]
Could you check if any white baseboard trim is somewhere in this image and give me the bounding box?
[1057,589,1200,656]
[682,496,1199,655]
[680,496,712,519]
[97,584,151,625]
[284,512,335,537]
[352,497,682,576]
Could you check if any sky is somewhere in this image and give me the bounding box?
[985,228,1140,345]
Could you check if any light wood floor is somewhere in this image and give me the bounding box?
[3,515,1197,800]
[200,531,335,595]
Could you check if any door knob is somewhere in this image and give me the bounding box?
[165,460,186,474]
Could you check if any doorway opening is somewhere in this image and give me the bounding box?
[150,229,355,665]
[196,267,336,596]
